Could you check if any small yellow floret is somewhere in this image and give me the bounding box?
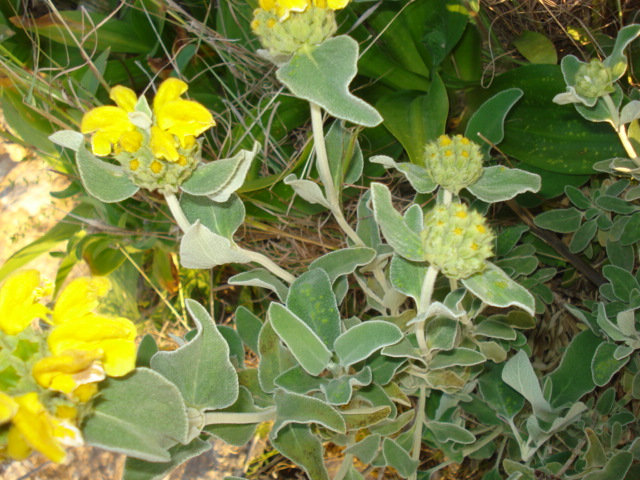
[476,225,486,233]
[438,135,452,146]
[453,227,463,235]
[455,211,468,219]
[150,160,163,174]
[130,159,140,171]
[461,150,469,157]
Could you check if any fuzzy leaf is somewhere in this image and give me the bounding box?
[151,299,239,411]
[334,321,403,368]
[76,146,139,202]
[277,36,382,127]
[179,222,251,269]
[467,166,540,202]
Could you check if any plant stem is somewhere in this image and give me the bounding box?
[409,386,427,480]
[204,408,276,425]
[309,102,364,246]
[604,94,640,166]
[414,265,439,355]
[333,453,355,480]
[164,192,191,233]
[240,249,296,284]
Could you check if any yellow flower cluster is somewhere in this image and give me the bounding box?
[251,0,349,57]
[80,78,215,192]
[257,0,349,21]
[0,271,137,463]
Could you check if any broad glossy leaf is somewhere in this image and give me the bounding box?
[479,65,625,173]
[277,36,382,127]
[465,88,523,155]
[334,321,403,368]
[151,300,239,410]
[76,146,139,203]
[83,368,188,462]
[376,72,448,164]
[269,303,332,376]
[546,329,602,407]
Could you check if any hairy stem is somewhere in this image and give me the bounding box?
[164,192,191,233]
[240,249,296,284]
[409,386,427,480]
[604,94,639,165]
[309,102,364,246]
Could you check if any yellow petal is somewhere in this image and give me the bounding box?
[109,85,138,112]
[119,130,144,153]
[73,383,99,403]
[153,78,188,113]
[11,393,67,463]
[47,314,137,379]
[259,0,276,10]
[53,277,111,325]
[7,425,32,460]
[81,106,133,134]
[155,100,215,146]
[0,392,18,424]
[91,131,121,156]
[0,270,50,335]
[150,125,179,162]
[32,350,105,394]
[326,0,348,9]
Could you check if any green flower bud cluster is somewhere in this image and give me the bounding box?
[574,59,615,99]
[421,202,494,279]
[115,140,202,194]
[251,7,337,57]
[423,135,483,194]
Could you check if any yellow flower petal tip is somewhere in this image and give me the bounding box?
[0,270,50,335]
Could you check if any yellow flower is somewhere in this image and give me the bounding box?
[258,0,349,20]
[52,277,111,325]
[0,392,18,423]
[47,313,137,377]
[0,270,50,335]
[80,85,140,156]
[6,392,82,463]
[151,78,215,159]
[32,349,105,397]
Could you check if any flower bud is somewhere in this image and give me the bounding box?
[574,59,615,99]
[423,135,483,194]
[115,140,202,194]
[421,202,494,279]
[251,7,337,57]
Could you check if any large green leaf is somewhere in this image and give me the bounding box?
[465,88,523,155]
[180,193,245,239]
[546,330,603,407]
[370,183,425,261]
[269,303,332,376]
[478,65,626,174]
[76,146,139,203]
[478,362,525,420]
[286,269,341,349]
[151,299,239,411]
[83,368,189,462]
[334,321,403,368]
[377,72,448,164]
[270,424,329,480]
[277,36,382,127]
[461,263,535,315]
[123,438,211,480]
[502,350,555,422]
[11,10,153,53]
